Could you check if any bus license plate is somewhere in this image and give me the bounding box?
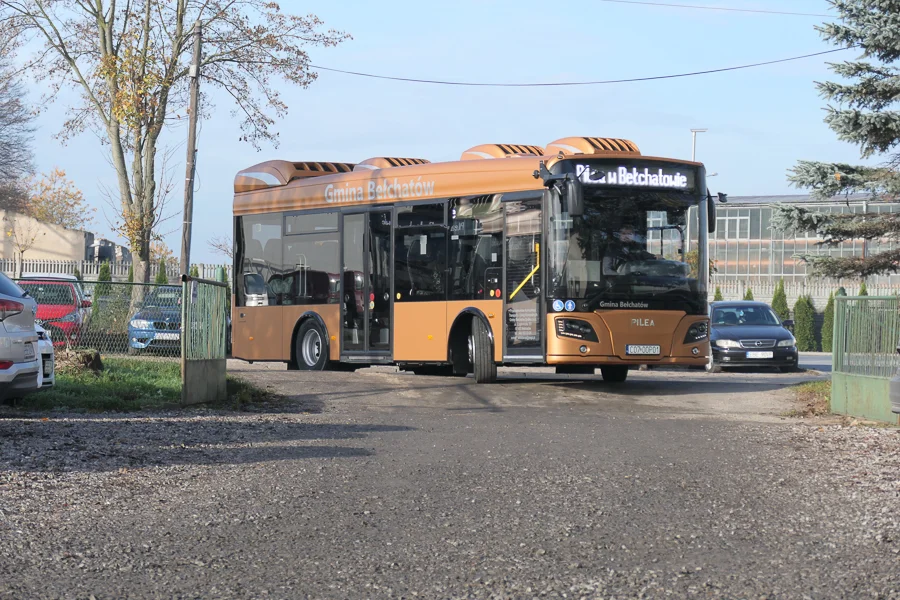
[746,351,774,359]
[626,344,660,355]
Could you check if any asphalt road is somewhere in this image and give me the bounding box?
[799,352,833,373]
[2,362,898,599]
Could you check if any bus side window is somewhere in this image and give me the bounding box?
[238,214,282,308]
[449,195,503,300]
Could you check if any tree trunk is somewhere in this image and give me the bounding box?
[129,237,152,314]
[13,251,22,278]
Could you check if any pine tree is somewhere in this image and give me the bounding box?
[126,264,134,283]
[822,292,836,352]
[189,264,200,278]
[770,2,900,278]
[713,286,724,301]
[794,295,818,352]
[771,279,790,322]
[95,261,112,298]
[858,281,869,296]
[743,288,754,301]
[155,257,168,284]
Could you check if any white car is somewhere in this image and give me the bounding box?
[0,273,40,402]
[35,324,55,389]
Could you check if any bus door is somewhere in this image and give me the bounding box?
[341,210,393,357]
[504,197,544,361]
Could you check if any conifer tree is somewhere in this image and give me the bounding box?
[127,265,134,283]
[858,281,869,296]
[743,288,754,301]
[713,286,724,301]
[73,268,82,281]
[95,261,112,298]
[771,279,790,322]
[155,257,168,285]
[771,1,900,278]
[189,264,200,278]
[794,295,818,352]
[822,292,836,352]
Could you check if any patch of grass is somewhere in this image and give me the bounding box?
[18,358,271,412]
[786,380,832,418]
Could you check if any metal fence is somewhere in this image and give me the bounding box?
[181,274,229,405]
[3,259,232,282]
[15,278,184,358]
[831,296,900,424]
[832,296,900,378]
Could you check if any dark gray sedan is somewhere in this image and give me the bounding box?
[708,301,799,372]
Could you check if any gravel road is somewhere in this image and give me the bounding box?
[1,363,898,599]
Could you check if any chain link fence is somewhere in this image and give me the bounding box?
[15,277,187,358]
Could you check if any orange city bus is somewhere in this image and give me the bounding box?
[231,136,715,383]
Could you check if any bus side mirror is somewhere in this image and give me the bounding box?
[566,178,584,217]
[707,195,716,234]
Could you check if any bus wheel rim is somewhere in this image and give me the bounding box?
[302,329,322,366]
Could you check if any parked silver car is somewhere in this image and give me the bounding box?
[0,273,40,402]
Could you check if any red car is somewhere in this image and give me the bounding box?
[18,280,90,347]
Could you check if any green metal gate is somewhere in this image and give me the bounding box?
[181,274,229,405]
[831,296,900,424]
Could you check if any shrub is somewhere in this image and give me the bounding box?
[858,281,869,296]
[713,286,723,301]
[155,257,168,284]
[821,292,835,352]
[771,279,790,322]
[794,295,818,351]
[73,268,82,281]
[743,287,754,301]
[189,264,200,278]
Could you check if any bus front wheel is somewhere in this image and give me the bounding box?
[296,320,328,371]
[470,318,497,384]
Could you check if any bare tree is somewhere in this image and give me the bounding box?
[1,1,349,300]
[2,213,44,277]
[0,52,34,210]
[207,234,232,260]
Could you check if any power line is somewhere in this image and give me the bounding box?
[311,48,849,88]
[596,0,832,17]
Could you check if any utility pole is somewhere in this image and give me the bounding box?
[180,21,202,277]
[690,128,707,162]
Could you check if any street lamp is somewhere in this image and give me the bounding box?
[690,128,707,162]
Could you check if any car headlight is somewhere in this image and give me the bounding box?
[131,319,153,330]
[777,338,796,347]
[57,311,79,323]
[715,339,741,349]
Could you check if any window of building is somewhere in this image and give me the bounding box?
[448,195,503,300]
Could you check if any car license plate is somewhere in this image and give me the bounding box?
[24,344,34,361]
[626,344,660,355]
[156,332,180,341]
[746,351,774,359]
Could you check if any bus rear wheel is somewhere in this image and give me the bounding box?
[470,318,497,384]
[295,320,328,371]
[600,365,629,383]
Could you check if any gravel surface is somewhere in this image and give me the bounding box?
[1,365,898,599]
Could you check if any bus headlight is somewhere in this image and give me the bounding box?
[556,319,598,342]
[683,322,708,343]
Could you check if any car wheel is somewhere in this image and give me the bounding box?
[705,359,721,374]
[600,365,629,383]
[295,320,328,371]
[127,346,139,356]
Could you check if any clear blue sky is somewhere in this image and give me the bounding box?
[27,0,867,263]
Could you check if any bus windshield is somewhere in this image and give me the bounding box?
[549,188,706,313]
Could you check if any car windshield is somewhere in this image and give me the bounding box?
[144,287,181,308]
[712,305,781,326]
[18,283,75,305]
